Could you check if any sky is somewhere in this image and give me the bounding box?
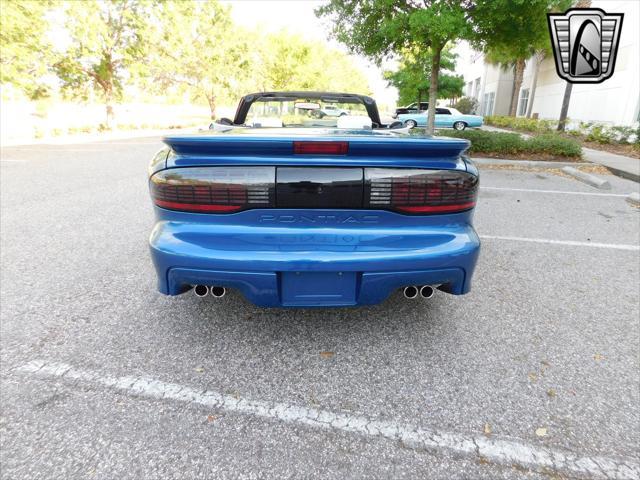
[220,0,398,106]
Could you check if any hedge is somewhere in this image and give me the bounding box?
[437,129,582,158]
[485,115,556,133]
[486,115,639,145]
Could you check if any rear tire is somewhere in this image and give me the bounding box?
[405,119,417,129]
[453,121,467,131]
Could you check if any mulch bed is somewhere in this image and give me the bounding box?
[471,151,583,162]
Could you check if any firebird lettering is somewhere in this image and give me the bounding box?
[258,214,379,224]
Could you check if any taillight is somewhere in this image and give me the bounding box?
[365,168,478,214]
[293,141,348,155]
[150,167,275,213]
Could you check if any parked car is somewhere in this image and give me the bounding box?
[394,102,429,116]
[397,107,484,130]
[148,91,480,307]
[311,104,349,118]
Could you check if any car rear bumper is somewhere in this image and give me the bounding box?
[149,211,480,307]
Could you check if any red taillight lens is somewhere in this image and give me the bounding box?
[293,141,349,155]
[366,168,478,214]
[150,167,275,213]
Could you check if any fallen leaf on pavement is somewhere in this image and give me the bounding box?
[528,372,538,382]
[484,423,492,435]
[535,427,547,437]
[194,366,205,373]
[320,351,335,359]
[594,353,605,361]
[547,388,557,398]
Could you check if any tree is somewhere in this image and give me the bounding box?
[0,0,53,99]
[453,97,479,114]
[474,0,571,117]
[54,0,152,127]
[316,0,472,135]
[385,46,464,106]
[148,1,250,119]
[251,31,370,94]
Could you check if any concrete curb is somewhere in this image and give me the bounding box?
[561,166,611,190]
[472,157,590,168]
[626,192,640,207]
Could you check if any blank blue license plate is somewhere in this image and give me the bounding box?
[280,272,358,306]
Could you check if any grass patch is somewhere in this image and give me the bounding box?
[437,129,582,159]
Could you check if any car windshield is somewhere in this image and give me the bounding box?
[245,98,370,128]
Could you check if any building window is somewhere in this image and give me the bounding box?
[518,88,530,116]
[467,82,473,96]
[483,92,495,116]
[474,78,481,99]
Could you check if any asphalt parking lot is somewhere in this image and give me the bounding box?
[1,137,639,479]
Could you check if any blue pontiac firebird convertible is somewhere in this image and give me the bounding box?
[148,92,480,307]
[397,107,484,130]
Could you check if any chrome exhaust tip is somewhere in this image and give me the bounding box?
[210,286,226,298]
[403,286,419,299]
[420,285,435,299]
[193,285,209,297]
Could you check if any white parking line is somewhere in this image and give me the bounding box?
[15,360,640,480]
[480,235,640,251]
[481,186,629,197]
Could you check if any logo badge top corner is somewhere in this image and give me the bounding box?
[548,8,624,84]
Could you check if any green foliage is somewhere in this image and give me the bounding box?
[54,0,153,126]
[254,31,369,94]
[384,46,463,106]
[609,126,636,144]
[453,97,479,114]
[440,129,582,158]
[527,133,583,157]
[474,0,569,60]
[0,0,53,99]
[147,3,369,119]
[585,125,616,144]
[148,1,250,119]
[485,115,555,133]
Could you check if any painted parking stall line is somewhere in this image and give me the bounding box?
[480,235,640,251]
[15,360,640,480]
[481,186,630,197]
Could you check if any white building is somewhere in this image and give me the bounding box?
[454,0,640,125]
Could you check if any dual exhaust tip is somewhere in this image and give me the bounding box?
[193,285,226,298]
[403,285,436,299]
[197,284,432,300]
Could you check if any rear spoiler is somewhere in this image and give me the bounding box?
[164,132,470,169]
